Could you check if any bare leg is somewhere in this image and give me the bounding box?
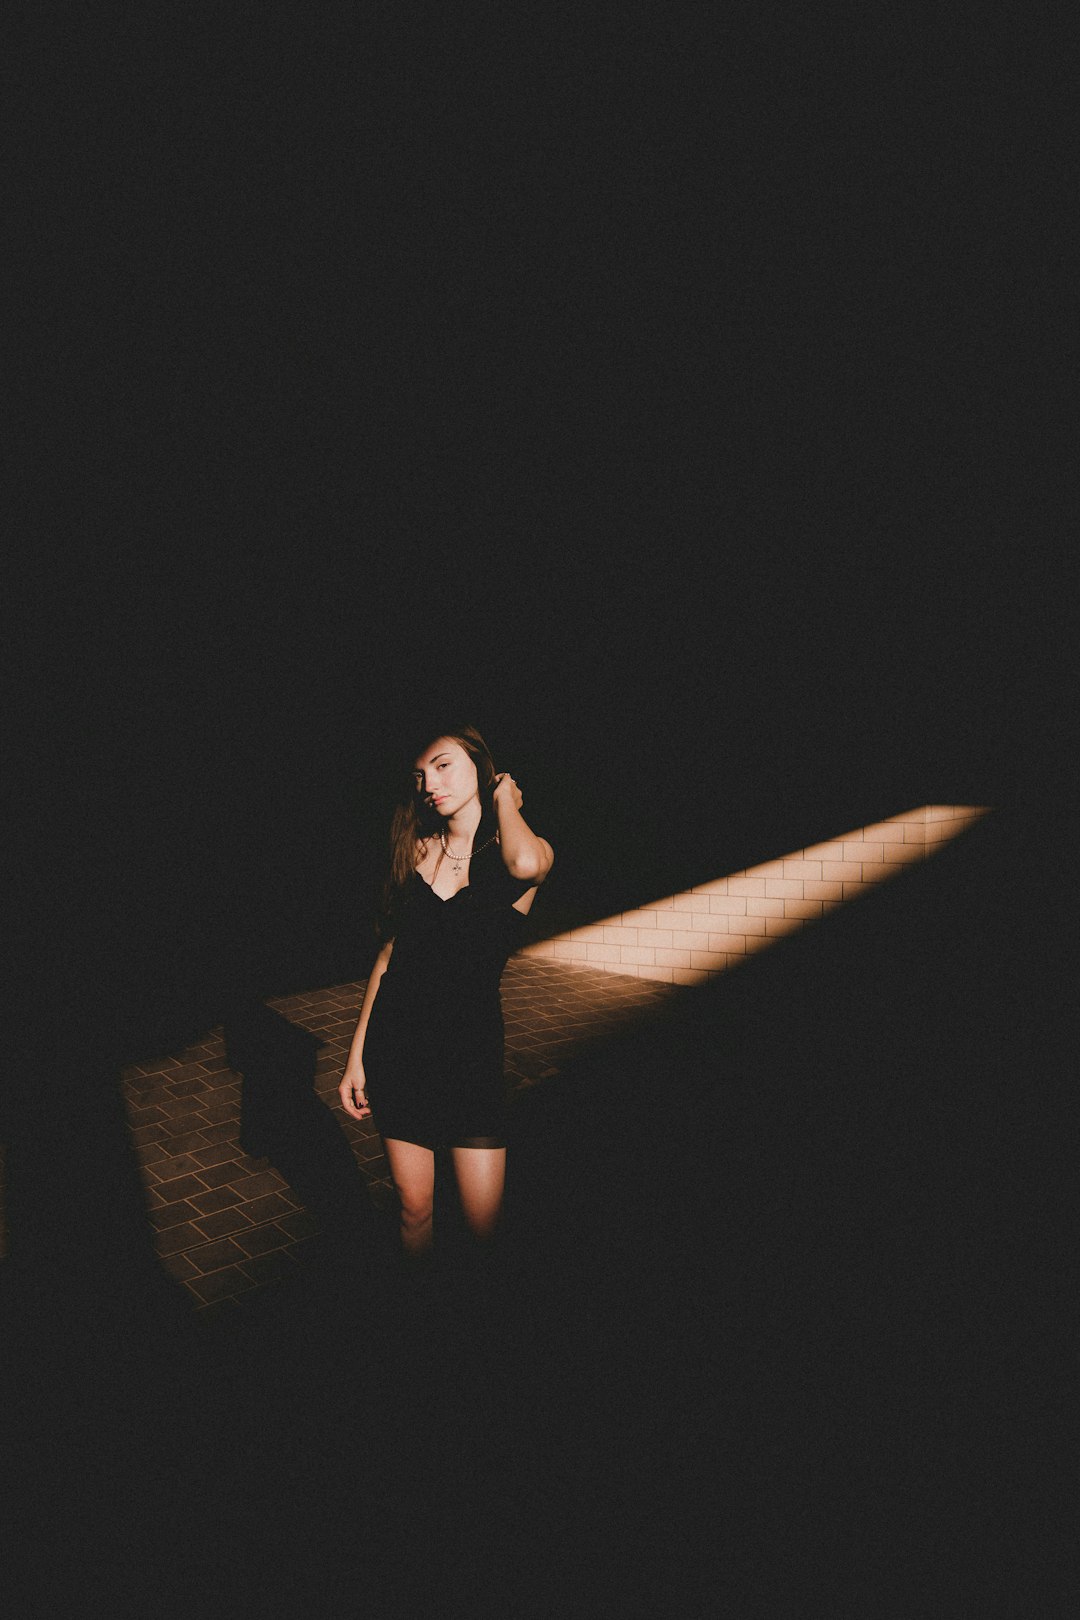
[382,1138,435,1260]
[450,1146,507,1243]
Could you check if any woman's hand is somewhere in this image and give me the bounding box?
[338,1063,372,1121]
[493,771,523,812]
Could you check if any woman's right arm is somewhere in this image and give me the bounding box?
[338,939,394,1120]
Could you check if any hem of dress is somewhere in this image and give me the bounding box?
[373,1123,506,1151]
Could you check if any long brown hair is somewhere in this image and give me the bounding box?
[376,723,498,940]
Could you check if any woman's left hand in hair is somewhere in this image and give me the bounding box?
[493,772,523,811]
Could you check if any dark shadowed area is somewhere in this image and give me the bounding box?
[4,6,1071,1616]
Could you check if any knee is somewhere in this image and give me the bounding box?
[398,1195,433,1232]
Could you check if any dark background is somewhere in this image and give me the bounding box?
[6,3,1071,1044]
[2,10,1073,1612]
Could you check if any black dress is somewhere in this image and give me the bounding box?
[362,840,535,1148]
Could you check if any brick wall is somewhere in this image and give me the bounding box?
[517,804,990,986]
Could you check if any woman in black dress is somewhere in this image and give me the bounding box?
[338,725,554,1260]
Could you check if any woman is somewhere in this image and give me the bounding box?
[338,725,554,1260]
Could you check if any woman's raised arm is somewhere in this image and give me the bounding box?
[492,772,554,883]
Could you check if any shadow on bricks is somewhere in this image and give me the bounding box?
[223,997,380,1266]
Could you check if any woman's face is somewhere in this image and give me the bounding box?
[413,737,479,819]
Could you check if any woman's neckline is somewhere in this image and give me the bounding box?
[414,871,469,902]
[415,826,496,901]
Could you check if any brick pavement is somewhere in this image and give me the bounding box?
[109,958,682,1311]
[3,811,993,1300]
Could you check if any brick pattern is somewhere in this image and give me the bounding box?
[115,979,389,1307]
[0,804,987,1301]
[518,804,990,986]
[500,956,680,1091]
[0,963,677,1308]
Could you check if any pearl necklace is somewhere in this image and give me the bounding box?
[439,829,498,874]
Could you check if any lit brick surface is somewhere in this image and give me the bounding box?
[111,984,385,1306]
[0,961,682,1307]
[0,806,989,1300]
[532,805,988,985]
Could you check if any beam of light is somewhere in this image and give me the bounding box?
[0,805,990,1291]
[517,805,991,986]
